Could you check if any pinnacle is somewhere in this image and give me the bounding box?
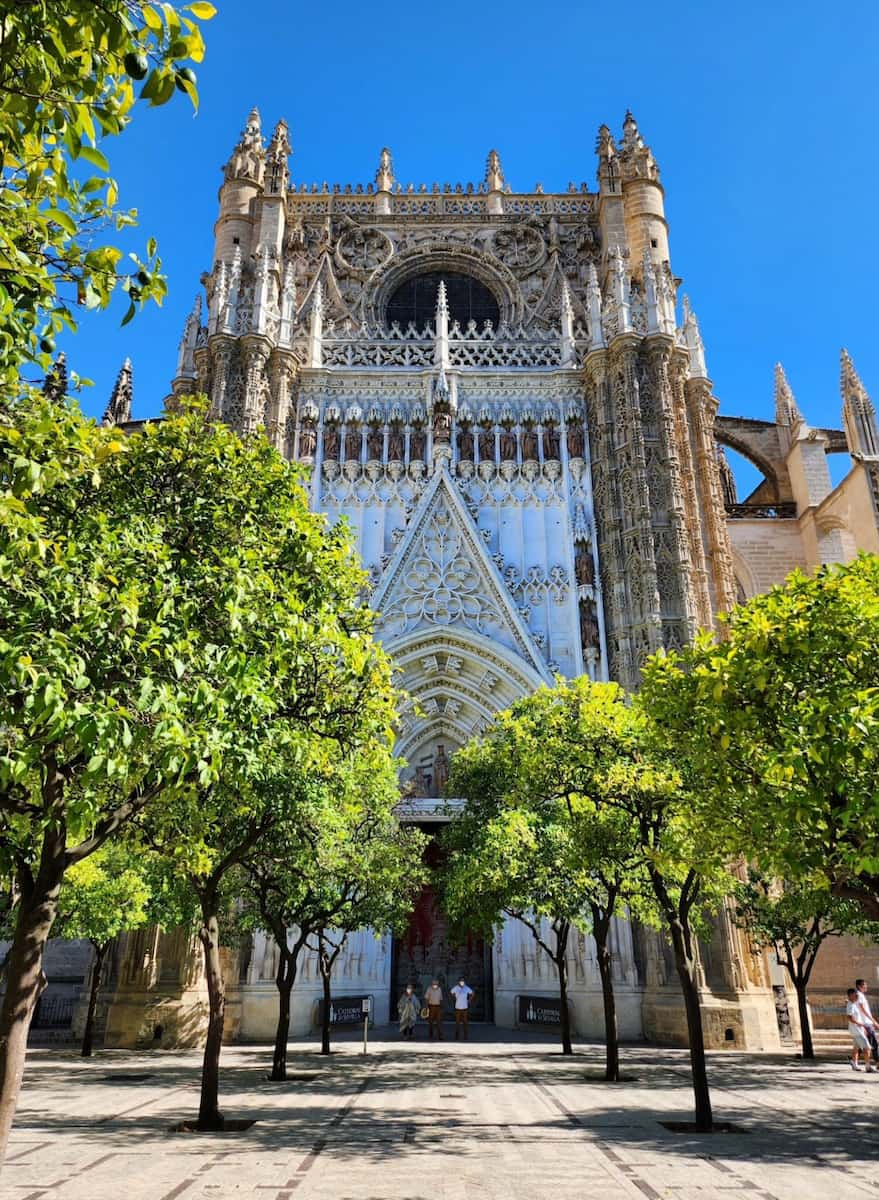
[840,348,873,411]
[774,362,802,426]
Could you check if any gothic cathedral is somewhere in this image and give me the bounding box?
[99,110,879,1050]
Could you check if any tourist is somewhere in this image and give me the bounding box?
[398,984,419,1039]
[451,977,474,1040]
[855,979,879,1060]
[847,987,876,1071]
[424,978,444,1040]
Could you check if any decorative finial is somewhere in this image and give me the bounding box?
[265,119,291,196]
[485,149,504,192]
[375,147,394,192]
[224,107,265,184]
[436,279,449,317]
[103,357,133,426]
[774,362,802,428]
[681,296,707,379]
[841,349,878,456]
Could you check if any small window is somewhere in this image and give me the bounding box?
[650,238,658,248]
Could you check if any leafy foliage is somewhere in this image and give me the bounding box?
[0,0,215,386]
[56,842,150,948]
[641,556,879,910]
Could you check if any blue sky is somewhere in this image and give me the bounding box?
[68,0,878,490]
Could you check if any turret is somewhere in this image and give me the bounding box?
[841,349,879,457]
[213,107,265,264]
[256,119,290,259]
[103,358,133,426]
[595,124,627,262]
[174,294,202,391]
[617,112,669,271]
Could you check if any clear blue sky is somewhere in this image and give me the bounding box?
[68,0,878,490]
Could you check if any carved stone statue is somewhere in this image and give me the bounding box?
[388,424,404,462]
[433,405,451,443]
[478,426,495,461]
[298,420,317,458]
[323,423,340,461]
[566,420,585,459]
[410,425,426,463]
[579,599,600,650]
[343,424,360,462]
[458,427,474,460]
[575,543,594,587]
[500,426,517,461]
[521,426,538,461]
[543,423,560,460]
[433,744,450,795]
[367,424,383,461]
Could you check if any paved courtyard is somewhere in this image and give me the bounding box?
[3,1028,876,1200]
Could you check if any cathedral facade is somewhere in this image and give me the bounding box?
[96,111,879,1052]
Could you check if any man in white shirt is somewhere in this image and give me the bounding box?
[451,977,475,1041]
[848,987,876,1071]
[856,979,879,1060]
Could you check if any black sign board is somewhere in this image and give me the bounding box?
[518,995,563,1026]
[319,995,372,1027]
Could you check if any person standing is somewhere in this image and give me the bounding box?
[424,978,444,1040]
[855,979,879,1060]
[398,984,419,1040]
[847,987,877,1071]
[451,977,475,1041]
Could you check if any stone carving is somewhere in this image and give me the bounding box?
[566,419,585,459]
[410,424,426,463]
[337,225,393,274]
[521,425,538,462]
[500,426,517,461]
[433,744,450,794]
[543,422,560,460]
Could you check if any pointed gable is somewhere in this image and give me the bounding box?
[371,467,551,681]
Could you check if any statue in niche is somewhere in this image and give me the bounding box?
[410,425,426,463]
[500,426,517,461]
[323,423,340,461]
[414,764,432,798]
[543,423,560,460]
[367,424,383,461]
[433,745,450,795]
[432,404,451,443]
[521,425,538,461]
[478,425,494,461]
[298,419,317,459]
[566,420,585,459]
[458,427,474,460]
[574,543,594,587]
[579,599,600,650]
[343,425,360,462]
[388,424,404,461]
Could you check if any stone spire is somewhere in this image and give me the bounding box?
[841,348,879,456]
[279,259,296,347]
[175,294,202,382]
[560,279,576,365]
[681,297,707,379]
[586,262,605,351]
[609,246,631,335]
[642,250,659,334]
[223,106,265,184]
[716,444,737,506]
[265,118,291,196]
[595,124,619,193]
[103,358,133,426]
[774,362,802,429]
[617,109,660,181]
[307,281,324,368]
[434,279,450,368]
[42,352,67,403]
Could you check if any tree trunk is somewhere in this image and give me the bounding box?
[556,923,572,1056]
[81,942,107,1058]
[271,953,297,1082]
[794,980,814,1059]
[0,825,66,1162]
[320,960,332,1056]
[197,900,226,1130]
[668,917,713,1131]
[594,925,619,1081]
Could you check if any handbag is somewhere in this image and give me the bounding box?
[419,1006,429,1019]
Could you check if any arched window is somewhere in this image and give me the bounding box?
[385,271,500,331]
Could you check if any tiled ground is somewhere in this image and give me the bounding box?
[3,1027,876,1199]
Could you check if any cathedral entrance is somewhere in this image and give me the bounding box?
[391,829,492,1022]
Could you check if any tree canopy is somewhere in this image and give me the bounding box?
[0,0,215,387]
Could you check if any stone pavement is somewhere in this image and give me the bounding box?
[3,1026,877,1200]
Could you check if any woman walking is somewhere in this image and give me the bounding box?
[398,984,419,1039]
